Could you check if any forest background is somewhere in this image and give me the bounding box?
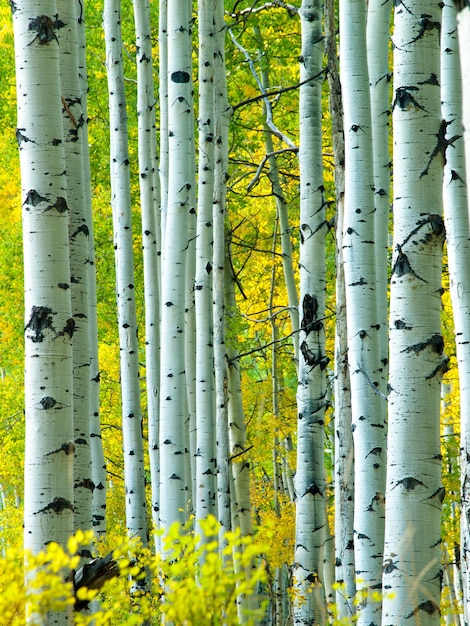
[1,0,470,624]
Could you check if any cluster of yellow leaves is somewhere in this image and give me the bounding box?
[0,518,268,626]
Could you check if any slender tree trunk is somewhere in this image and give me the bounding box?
[366,0,391,379]
[324,0,356,616]
[443,3,470,621]
[77,4,107,538]
[158,0,168,248]
[456,4,470,621]
[104,0,148,555]
[159,0,193,530]
[293,2,328,623]
[132,0,161,546]
[13,1,74,622]
[213,0,232,541]
[194,0,217,527]
[382,2,444,623]
[59,0,93,541]
[340,1,387,622]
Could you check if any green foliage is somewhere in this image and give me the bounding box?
[0,519,267,626]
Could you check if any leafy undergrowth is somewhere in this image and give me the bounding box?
[0,516,268,626]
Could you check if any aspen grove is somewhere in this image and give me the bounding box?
[3,0,470,624]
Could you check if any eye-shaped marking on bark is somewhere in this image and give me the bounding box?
[418,73,440,86]
[392,250,411,277]
[16,128,35,147]
[401,333,444,355]
[24,189,47,207]
[392,86,426,112]
[404,599,439,618]
[366,491,385,511]
[76,478,95,492]
[34,497,74,515]
[51,197,69,213]
[71,224,90,239]
[394,319,411,329]
[450,169,465,184]
[25,306,55,343]
[393,476,426,491]
[28,15,64,46]
[39,396,57,409]
[383,558,398,574]
[301,293,318,332]
[405,17,441,46]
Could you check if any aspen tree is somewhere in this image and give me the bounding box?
[340,1,387,622]
[13,0,74,621]
[294,1,328,623]
[447,2,470,619]
[382,2,444,622]
[77,4,107,536]
[159,0,193,530]
[132,0,161,543]
[324,0,355,615]
[367,0,391,376]
[104,0,148,550]
[158,0,168,246]
[195,0,217,526]
[59,0,93,539]
[213,0,232,540]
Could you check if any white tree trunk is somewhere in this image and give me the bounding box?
[194,0,217,526]
[213,0,232,540]
[446,3,470,620]
[382,2,444,623]
[104,0,148,552]
[59,0,93,541]
[132,0,161,546]
[158,0,168,247]
[293,2,328,624]
[325,2,356,615]
[14,1,74,622]
[340,1,387,622]
[77,4,107,537]
[367,0,391,377]
[159,0,193,530]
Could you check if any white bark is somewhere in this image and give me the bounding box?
[293,2,328,623]
[15,0,74,545]
[382,2,444,623]
[159,0,193,530]
[194,0,217,526]
[340,1,387,622]
[158,0,168,247]
[458,2,470,624]
[132,0,161,544]
[325,0,356,616]
[14,2,74,622]
[445,3,470,620]
[367,0,391,376]
[213,0,232,539]
[104,0,148,551]
[77,3,107,537]
[59,0,93,540]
